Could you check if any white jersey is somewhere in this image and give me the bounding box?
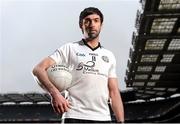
[49,40,117,121]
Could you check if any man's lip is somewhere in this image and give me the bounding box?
[89,30,96,32]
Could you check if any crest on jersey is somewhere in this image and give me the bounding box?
[101,56,109,63]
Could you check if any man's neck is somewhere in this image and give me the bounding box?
[85,37,99,49]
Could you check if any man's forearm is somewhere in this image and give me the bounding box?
[111,92,124,122]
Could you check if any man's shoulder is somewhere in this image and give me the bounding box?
[63,40,83,46]
[100,47,116,62]
[72,40,84,46]
[101,47,114,56]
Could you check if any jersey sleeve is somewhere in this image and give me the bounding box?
[49,43,70,64]
[108,53,117,78]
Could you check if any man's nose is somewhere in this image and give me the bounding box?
[89,20,95,27]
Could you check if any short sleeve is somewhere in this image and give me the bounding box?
[108,54,117,78]
[49,43,70,64]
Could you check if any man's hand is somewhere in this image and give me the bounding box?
[51,93,71,114]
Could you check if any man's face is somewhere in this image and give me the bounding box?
[81,14,102,41]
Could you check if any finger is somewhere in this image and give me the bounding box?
[60,104,65,113]
[68,101,72,105]
[67,101,72,109]
[56,105,62,114]
[53,103,61,114]
[63,103,69,112]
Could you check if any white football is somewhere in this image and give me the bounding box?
[33,64,72,92]
[47,64,72,92]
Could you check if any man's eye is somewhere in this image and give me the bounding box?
[85,20,89,23]
[84,20,90,24]
[94,19,100,23]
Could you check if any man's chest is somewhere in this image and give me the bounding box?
[70,49,111,76]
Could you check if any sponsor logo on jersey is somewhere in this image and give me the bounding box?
[76,60,107,77]
[89,53,98,56]
[101,56,109,63]
[76,61,96,71]
[76,52,85,57]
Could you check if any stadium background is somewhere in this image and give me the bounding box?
[1,0,180,123]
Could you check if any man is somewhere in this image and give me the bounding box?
[33,7,124,123]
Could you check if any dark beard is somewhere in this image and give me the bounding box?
[86,31,100,41]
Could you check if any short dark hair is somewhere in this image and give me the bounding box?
[79,7,104,28]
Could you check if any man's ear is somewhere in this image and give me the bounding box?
[101,22,103,27]
[79,24,84,34]
[100,23,103,30]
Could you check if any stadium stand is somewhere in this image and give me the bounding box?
[0,93,59,122]
[0,92,180,122]
[124,95,180,122]
[125,0,180,100]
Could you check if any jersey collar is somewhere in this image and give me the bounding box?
[82,39,102,51]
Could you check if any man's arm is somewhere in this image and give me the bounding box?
[32,57,71,114]
[108,78,124,123]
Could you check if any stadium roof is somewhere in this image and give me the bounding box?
[125,0,180,99]
[0,93,50,104]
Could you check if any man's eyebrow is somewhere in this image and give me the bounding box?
[84,17,100,20]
